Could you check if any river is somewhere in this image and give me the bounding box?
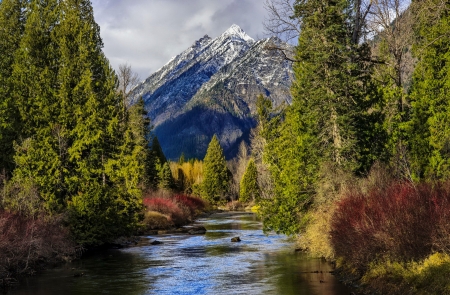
[6,212,352,295]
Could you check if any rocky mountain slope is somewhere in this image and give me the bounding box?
[131,24,293,160]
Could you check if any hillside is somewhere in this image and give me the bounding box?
[131,24,293,159]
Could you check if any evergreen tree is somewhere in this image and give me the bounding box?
[202,135,229,204]
[106,97,151,196]
[259,0,384,234]
[0,0,26,174]
[9,0,142,245]
[151,136,167,166]
[239,158,259,203]
[158,162,174,190]
[148,136,166,189]
[10,0,64,211]
[408,6,450,180]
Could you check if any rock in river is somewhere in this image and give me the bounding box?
[188,226,207,235]
[231,237,241,242]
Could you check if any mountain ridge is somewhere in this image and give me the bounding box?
[131,24,293,160]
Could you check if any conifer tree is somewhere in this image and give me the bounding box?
[9,0,142,245]
[239,158,259,203]
[0,0,26,174]
[202,135,229,203]
[107,97,151,196]
[147,136,166,189]
[158,162,174,190]
[259,0,384,234]
[10,0,64,211]
[408,6,450,180]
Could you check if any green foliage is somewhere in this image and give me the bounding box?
[147,136,167,189]
[408,9,450,180]
[239,158,260,202]
[202,135,230,204]
[1,174,42,216]
[106,97,151,197]
[257,0,385,235]
[68,184,141,246]
[0,0,26,174]
[2,0,145,246]
[158,162,174,190]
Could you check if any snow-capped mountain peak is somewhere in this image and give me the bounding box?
[131,24,293,160]
[222,24,254,43]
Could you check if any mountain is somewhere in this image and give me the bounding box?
[131,24,293,160]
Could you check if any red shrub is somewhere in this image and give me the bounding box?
[330,181,450,270]
[173,194,205,214]
[142,197,187,226]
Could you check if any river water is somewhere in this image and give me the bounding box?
[7,212,352,295]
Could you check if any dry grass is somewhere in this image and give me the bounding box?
[143,211,173,230]
[362,253,450,295]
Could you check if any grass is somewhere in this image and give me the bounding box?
[362,253,450,294]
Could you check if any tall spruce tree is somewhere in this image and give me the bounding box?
[259,0,384,234]
[239,158,260,203]
[0,0,26,174]
[9,0,142,245]
[148,136,166,189]
[158,162,174,190]
[10,0,64,211]
[202,135,229,204]
[408,6,450,180]
[106,97,151,196]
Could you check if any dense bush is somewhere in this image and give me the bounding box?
[0,210,77,284]
[173,194,205,214]
[142,193,205,227]
[331,181,450,270]
[143,197,186,226]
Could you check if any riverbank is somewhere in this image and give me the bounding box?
[0,211,79,290]
[5,211,353,295]
[293,176,450,295]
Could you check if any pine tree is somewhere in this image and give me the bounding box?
[106,97,151,197]
[10,0,64,211]
[202,135,229,204]
[158,162,174,190]
[9,0,143,245]
[408,6,450,180]
[0,0,26,174]
[148,136,166,189]
[258,0,384,234]
[239,159,259,203]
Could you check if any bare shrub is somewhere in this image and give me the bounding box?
[0,211,77,282]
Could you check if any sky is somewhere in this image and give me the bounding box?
[91,0,268,80]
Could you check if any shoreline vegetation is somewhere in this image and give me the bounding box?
[292,164,450,294]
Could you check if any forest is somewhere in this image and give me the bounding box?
[1,0,450,293]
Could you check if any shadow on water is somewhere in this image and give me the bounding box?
[6,212,352,295]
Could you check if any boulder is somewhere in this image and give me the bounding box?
[150,240,163,245]
[231,237,241,242]
[188,226,207,235]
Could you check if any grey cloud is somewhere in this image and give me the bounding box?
[91,0,268,80]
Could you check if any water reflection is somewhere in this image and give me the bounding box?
[7,212,351,295]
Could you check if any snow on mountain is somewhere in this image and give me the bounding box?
[131,24,293,160]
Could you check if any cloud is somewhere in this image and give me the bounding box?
[91,0,268,80]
